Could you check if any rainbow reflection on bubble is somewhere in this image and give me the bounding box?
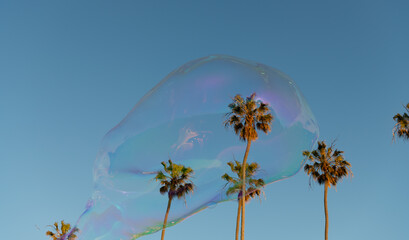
[74,55,319,240]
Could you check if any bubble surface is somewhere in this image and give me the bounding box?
[75,55,319,239]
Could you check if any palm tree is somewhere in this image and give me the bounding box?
[393,103,409,141]
[154,159,194,240]
[221,160,265,240]
[303,141,352,240]
[46,220,79,240]
[224,93,273,240]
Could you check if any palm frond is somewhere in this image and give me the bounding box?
[392,103,409,141]
[303,141,353,188]
[46,221,78,240]
[154,158,195,201]
[222,161,265,203]
[225,93,274,142]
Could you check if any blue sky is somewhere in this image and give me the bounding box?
[1,1,408,239]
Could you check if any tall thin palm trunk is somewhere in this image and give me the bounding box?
[161,197,173,240]
[241,140,252,240]
[324,183,329,240]
[235,199,242,240]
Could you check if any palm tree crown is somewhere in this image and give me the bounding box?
[224,93,273,141]
[46,220,79,240]
[303,141,352,188]
[222,160,265,201]
[393,103,409,141]
[154,159,194,200]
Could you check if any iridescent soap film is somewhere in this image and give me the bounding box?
[75,55,319,239]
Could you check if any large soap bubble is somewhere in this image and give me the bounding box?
[75,55,319,240]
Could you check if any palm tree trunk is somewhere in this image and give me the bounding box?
[241,140,252,240]
[324,183,329,240]
[236,199,242,240]
[161,197,172,240]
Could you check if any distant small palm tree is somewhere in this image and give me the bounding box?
[303,141,352,240]
[225,93,273,240]
[393,103,409,141]
[154,159,194,240]
[46,220,79,240]
[222,160,265,240]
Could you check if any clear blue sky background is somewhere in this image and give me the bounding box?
[1,1,408,239]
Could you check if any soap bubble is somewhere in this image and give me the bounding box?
[74,55,319,240]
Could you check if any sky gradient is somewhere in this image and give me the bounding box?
[1,1,408,240]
